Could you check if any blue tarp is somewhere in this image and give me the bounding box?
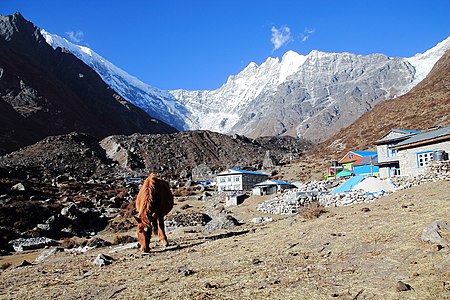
[331,176,365,194]
[353,165,379,175]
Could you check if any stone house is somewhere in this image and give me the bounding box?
[391,126,450,177]
[252,179,297,196]
[216,168,268,191]
[374,128,420,178]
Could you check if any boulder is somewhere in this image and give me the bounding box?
[8,237,58,252]
[93,253,113,266]
[204,215,240,233]
[421,221,450,247]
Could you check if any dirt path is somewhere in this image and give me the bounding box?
[1,180,449,299]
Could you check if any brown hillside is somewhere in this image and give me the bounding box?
[317,49,450,159]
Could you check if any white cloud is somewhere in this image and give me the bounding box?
[66,30,84,43]
[300,27,315,42]
[271,25,292,52]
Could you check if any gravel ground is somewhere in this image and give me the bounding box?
[1,180,449,300]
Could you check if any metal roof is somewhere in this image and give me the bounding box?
[393,126,450,148]
[353,154,378,166]
[217,168,268,176]
[254,179,294,187]
[374,128,420,144]
[351,151,377,157]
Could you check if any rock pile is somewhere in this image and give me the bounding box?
[258,161,450,213]
[257,191,319,215]
[392,162,450,190]
[319,190,381,207]
[294,179,340,193]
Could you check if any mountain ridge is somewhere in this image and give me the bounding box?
[0,12,176,154]
[171,37,450,142]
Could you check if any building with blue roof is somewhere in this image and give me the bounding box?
[327,150,378,179]
[252,179,297,195]
[391,126,450,176]
[374,128,421,178]
[216,168,268,191]
[374,126,450,178]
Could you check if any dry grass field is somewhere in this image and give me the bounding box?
[1,180,449,300]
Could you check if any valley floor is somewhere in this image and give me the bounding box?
[1,180,450,300]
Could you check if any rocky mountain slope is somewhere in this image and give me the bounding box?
[317,49,450,158]
[0,13,176,155]
[172,37,450,142]
[0,131,312,181]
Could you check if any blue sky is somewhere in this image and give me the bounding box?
[1,1,449,90]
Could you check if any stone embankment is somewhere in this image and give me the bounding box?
[257,161,450,214]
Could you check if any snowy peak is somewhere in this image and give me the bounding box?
[170,35,450,141]
[41,29,189,131]
[406,36,450,89]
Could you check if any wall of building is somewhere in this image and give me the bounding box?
[217,174,243,191]
[398,141,450,176]
[217,173,267,191]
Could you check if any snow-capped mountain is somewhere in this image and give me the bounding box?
[41,30,189,131]
[171,36,450,142]
[41,29,449,143]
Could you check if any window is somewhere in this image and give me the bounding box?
[234,176,240,182]
[386,144,397,158]
[417,151,433,168]
[220,178,225,183]
[391,149,397,157]
[348,154,354,159]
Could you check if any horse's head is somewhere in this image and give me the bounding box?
[133,215,151,253]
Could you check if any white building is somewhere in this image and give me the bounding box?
[216,168,268,191]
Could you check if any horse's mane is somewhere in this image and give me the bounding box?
[136,173,157,227]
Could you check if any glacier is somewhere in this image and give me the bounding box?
[41,29,190,131]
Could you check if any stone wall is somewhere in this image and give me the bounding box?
[256,160,450,214]
[398,141,450,177]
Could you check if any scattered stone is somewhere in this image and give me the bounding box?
[8,237,58,252]
[361,207,371,212]
[204,215,240,233]
[10,183,25,191]
[109,242,138,253]
[251,217,273,223]
[81,270,92,278]
[179,268,195,276]
[421,221,450,247]
[34,247,64,263]
[204,282,218,289]
[86,237,112,248]
[93,253,113,266]
[396,281,411,292]
[16,260,33,268]
[252,258,262,265]
[435,255,450,273]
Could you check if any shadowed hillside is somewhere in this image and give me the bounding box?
[0,13,176,155]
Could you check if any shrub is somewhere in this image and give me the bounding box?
[300,202,327,219]
[112,234,137,245]
[60,238,78,249]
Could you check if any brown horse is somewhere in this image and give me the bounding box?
[133,173,174,252]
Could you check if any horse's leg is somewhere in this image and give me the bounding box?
[156,215,169,247]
